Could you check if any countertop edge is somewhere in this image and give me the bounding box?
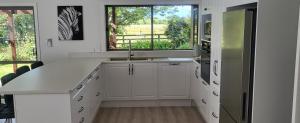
[0,58,199,95]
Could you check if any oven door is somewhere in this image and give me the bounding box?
[201,57,210,84]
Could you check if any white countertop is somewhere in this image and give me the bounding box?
[101,58,194,63]
[0,58,103,95]
[0,57,196,95]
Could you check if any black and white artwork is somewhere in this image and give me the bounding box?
[58,6,83,41]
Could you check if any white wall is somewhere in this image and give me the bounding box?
[0,0,201,63]
[38,0,103,63]
[252,0,300,123]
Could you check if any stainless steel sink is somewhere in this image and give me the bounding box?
[109,57,150,61]
[109,58,128,61]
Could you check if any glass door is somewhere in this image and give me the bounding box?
[0,6,38,83]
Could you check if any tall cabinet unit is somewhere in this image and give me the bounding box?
[201,0,223,123]
[201,0,258,123]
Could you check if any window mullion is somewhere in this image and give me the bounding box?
[151,6,154,50]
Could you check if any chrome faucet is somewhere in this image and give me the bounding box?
[128,40,134,60]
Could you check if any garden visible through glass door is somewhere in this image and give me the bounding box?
[0,6,37,84]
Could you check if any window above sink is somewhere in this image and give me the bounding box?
[105,5,199,51]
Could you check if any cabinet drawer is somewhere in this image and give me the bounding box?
[71,81,87,97]
[72,95,88,123]
[71,86,87,114]
[72,84,86,101]
[72,105,88,123]
[209,87,220,105]
[211,80,220,89]
[209,103,220,123]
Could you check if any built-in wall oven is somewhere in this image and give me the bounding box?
[200,14,212,84]
[200,41,210,84]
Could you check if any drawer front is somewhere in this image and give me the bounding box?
[71,86,88,120]
[209,103,220,123]
[71,81,87,97]
[199,97,208,113]
[210,86,220,106]
[72,106,88,123]
[72,85,87,105]
[209,86,220,123]
[72,100,88,123]
[211,79,220,90]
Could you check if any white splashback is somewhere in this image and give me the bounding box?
[68,51,195,58]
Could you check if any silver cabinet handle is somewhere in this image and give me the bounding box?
[78,107,84,113]
[213,81,220,85]
[212,112,219,119]
[201,99,207,104]
[96,92,101,97]
[79,117,85,123]
[213,60,218,76]
[213,91,219,97]
[128,64,131,75]
[87,75,93,80]
[76,84,83,91]
[95,67,100,72]
[95,76,100,80]
[202,81,208,86]
[195,66,199,79]
[131,64,134,75]
[77,96,83,102]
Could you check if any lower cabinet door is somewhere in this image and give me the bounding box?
[209,105,220,123]
[105,64,131,100]
[132,63,158,100]
[158,63,191,99]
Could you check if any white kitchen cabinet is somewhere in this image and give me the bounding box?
[191,61,211,122]
[199,78,211,122]
[104,63,158,100]
[191,63,200,101]
[132,63,158,100]
[208,86,220,123]
[105,64,131,100]
[86,69,103,121]
[158,63,191,99]
[70,66,103,123]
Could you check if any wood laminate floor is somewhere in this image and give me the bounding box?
[94,107,205,123]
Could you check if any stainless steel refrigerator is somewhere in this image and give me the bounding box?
[220,7,257,123]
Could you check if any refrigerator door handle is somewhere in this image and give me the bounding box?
[195,66,199,79]
[242,92,247,121]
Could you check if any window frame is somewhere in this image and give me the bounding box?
[0,4,40,65]
[105,4,199,51]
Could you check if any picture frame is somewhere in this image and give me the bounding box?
[57,6,84,41]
